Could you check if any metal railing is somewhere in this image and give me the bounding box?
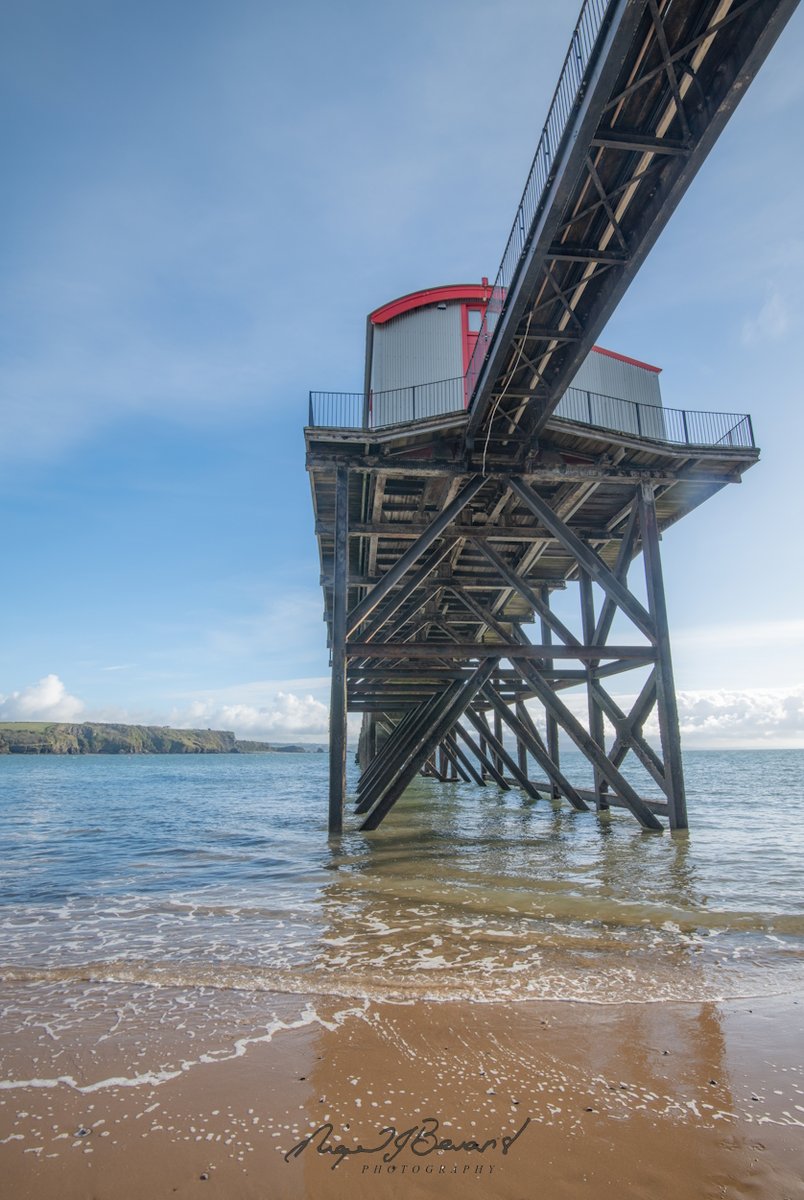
[555,386,755,447]
[308,391,364,429]
[308,381,756,450]
[465,0,613,402]
[309,377,466,430]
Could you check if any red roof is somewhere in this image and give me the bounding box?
[591,345,661,374]
[369,283,491,325]
[368,282,661,373]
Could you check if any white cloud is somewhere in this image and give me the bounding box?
[675,686,804,748]
[522,684,804,750]
[4,673,803,751]
[0,674,84,722]
[175,691,329,739]
[741,287,792,346]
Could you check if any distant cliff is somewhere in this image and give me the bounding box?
[0,723,324,755]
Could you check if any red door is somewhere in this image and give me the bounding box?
[463,305,485,407]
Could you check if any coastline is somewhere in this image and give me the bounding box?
[1,988,802,1200]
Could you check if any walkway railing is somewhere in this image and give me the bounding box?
[310,377,465,431]
[555,387,755,448]
[308,382,756,450]
[465,0,614,403]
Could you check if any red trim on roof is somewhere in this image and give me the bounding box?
[368,283,662,374]
[369,283,491,325]
[592,345,661,374]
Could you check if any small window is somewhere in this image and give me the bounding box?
[467,308,483,333]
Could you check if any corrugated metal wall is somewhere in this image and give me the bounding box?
[371,304,463,392]
[369,302,666,433]
[569,351,662,407]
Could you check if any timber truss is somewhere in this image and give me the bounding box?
[307,416,759,836]
[465,0,798,461]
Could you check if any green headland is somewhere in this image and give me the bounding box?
[0,723,323,755]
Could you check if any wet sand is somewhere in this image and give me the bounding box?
[1,990,802,1200]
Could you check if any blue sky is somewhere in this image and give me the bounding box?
[2,0,803,747]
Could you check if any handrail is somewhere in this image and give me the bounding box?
[309,377,466,431]
[553,387,756,448]
[465,0,614,404]
[307,383,757,451]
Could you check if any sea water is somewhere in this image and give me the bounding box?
[1,750,802,1089]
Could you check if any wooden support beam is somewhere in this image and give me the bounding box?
[539,585,561,799]
[448,582,523,644]
[515,701,529,779]
[357,701,431,796]
[508,477,656,641]
[328,465,349,836]
[593,501,640,645]
[439,739,467,782]
[482,686,589,812]
[589,679,667,795]
[493,705,505,777]
[307,456,732,486]
[360,659,499,830]
[546,244,630,264]
[580,572,608,810]
[444,730,485,787]
[346,642,655,661]
[464,707,542,802]
[638,484,688,830]
[453,721,510,790]
[355,692,448,812]
[319,521,587,541]
[475,539,580,645]
[590,130,690,155]
[357,544,453,643]
[606,672,658,774]
[346,475,486,636]
[513,658,664,831]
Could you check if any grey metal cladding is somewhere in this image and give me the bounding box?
[370,303,463,393]
[570,351,663,408]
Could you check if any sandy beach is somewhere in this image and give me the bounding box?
[2,989,802,1200]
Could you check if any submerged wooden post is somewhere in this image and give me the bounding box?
[515,701,529,778]
[540,586,561,799]
[328,465,349,835]
[493,705,504,776]
[580,572,608,810]
[638,484,688,830]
